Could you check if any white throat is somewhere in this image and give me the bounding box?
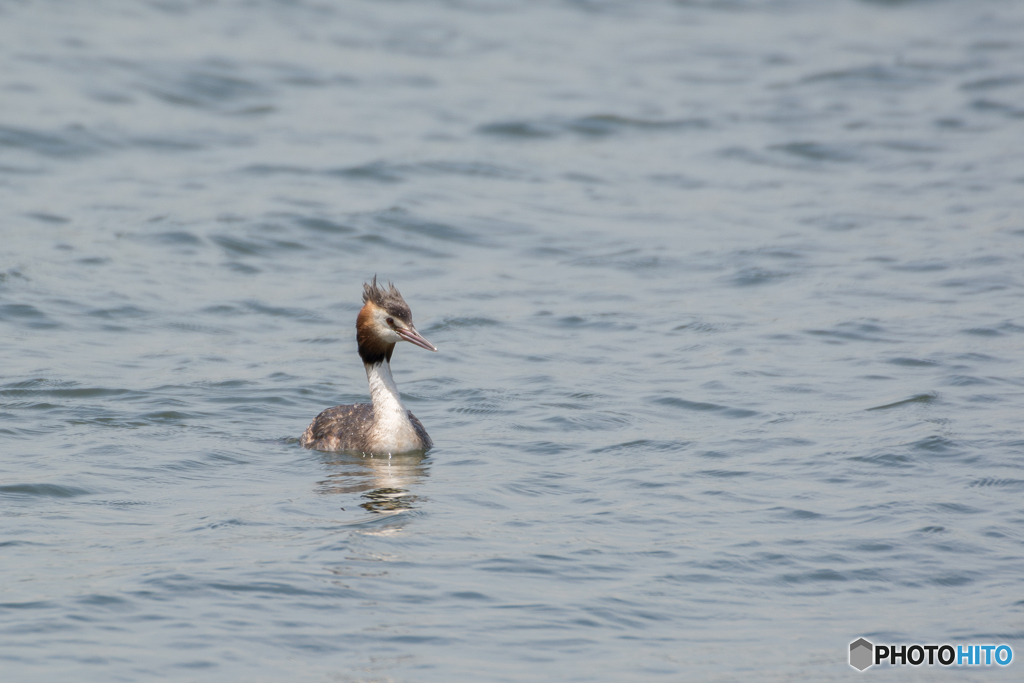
[364,361,420,453]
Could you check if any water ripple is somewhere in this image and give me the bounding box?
[0,484,95,498]
[478,114,710,139]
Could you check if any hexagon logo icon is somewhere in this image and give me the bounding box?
[850,638,873,671]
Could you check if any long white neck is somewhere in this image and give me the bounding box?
[364,361,420,453]
[366,360,407,419]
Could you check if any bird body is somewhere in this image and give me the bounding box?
[301,278,436,454]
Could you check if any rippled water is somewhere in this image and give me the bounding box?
[2,0,1024,680]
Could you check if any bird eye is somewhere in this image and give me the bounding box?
[386,317,395,326]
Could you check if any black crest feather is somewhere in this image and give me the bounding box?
[362,275,411,321]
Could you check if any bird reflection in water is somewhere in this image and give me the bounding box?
[316,451,429,514]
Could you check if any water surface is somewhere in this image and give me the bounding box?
[2,0,1024,680]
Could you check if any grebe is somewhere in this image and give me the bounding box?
[300,277,437,454]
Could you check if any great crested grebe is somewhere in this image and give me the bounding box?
[300,277,437,454]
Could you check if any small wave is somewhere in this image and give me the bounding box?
[135,230,204,246]
[477,120,559,139]
[590,440,689,454]
[516,441,574,455]
[886,357,938,367]
[566,248,675,271]
[854,543,894,552]
[659,573,726,585]
[427,317,502,332]
[0,483,95,498]
[805,322,891,344]
[698,469,750,478]
[134,61,271,113]
[800,212,874,232]
[911,435,959,454]
[565,114,711,136]
[875,140,942,154]
[542,412,631,430]
[0,124,110,158]
[778,569,847,584]
[799,63,933,90]
[718,145,811,170]
[0,600,54,610]
[139,410,197,422]
[942,276,1016,294]
[450,403,510,416]
[210,234,307,257]
[129,134,206,151]
[0,163,46,175]
[418,160,528,180]
[971,98,1024,118]
[651,396,757,418]
[933,502,982,514]
[961,75,1024,91]
[961,326,1003,337]
[76,594,131,608]
[26,212,70,224]
[969,478,1024,489]
[887,259,949,272]
[362,207,485,246]
[241,163,316,176]
[848,452,914,467]
[87,305,150,320]
[944,375,991,387]
[930,574,974,587]
[647,173,705,189]
[552,314,636,331]
[164,320,230,335]
[0,303,60,329]
[477,114,709,139]
[672,320,728,333]
[248,159,528,184]
[769,141,860,163]
[326,160,405,183]
[290,216,356,234]
[772,507,824,520]
[866,393,937,411]
[728,266,790,287]
[0,380,136,400]
[238,300,327,322]
[448,591,492,601]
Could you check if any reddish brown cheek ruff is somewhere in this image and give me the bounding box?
[356,303,395,365]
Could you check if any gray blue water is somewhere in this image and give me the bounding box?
[2,0,1024,680]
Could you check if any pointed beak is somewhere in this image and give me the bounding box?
[397,326,437,352]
